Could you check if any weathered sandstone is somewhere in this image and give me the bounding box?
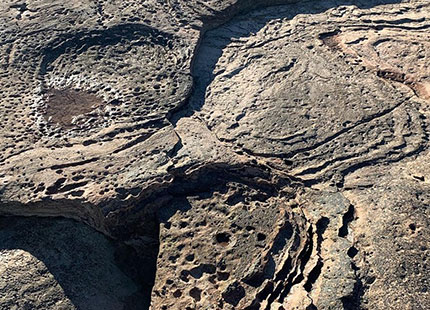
[1,0,429,309]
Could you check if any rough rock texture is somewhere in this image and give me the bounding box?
[0,217,147,310]
[1,0,430,309]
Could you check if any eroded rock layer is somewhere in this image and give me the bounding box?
[1,0,430,309]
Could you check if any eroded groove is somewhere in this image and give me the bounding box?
[339,204,355,238]
[46,157,101,171]
[304,260,323,292]
[303,216,329,292]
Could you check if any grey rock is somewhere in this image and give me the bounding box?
[0,0,429,309]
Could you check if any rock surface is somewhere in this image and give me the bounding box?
[0,217,146,310]
[0,0,430,309]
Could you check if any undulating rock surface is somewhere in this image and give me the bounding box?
[1,0,429,309]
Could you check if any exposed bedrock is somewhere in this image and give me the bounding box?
[0,216,152,310]
[1,0,430,309]
[185,0,429,186]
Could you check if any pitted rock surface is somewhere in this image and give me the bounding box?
[1,0,430,309]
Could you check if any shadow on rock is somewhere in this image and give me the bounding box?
[0,216,154,310]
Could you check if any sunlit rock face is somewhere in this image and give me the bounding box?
[1,1,430,310]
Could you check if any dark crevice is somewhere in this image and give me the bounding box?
[316,217,329,247]
[114,236,159,309]
[303,217,329,293]
[341,263,365,310]
[297,226,315,275]
[45,178,67,195]
[304,260,323,292]
[40,157,100,172]
[100,118,167,142]
[246,219,316,310]
[272,226,314,305]
[278,227,313,301]
[54,181,89,194]
[112,132,155,154]
[339,204,355,238]
[347,246,359,258]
